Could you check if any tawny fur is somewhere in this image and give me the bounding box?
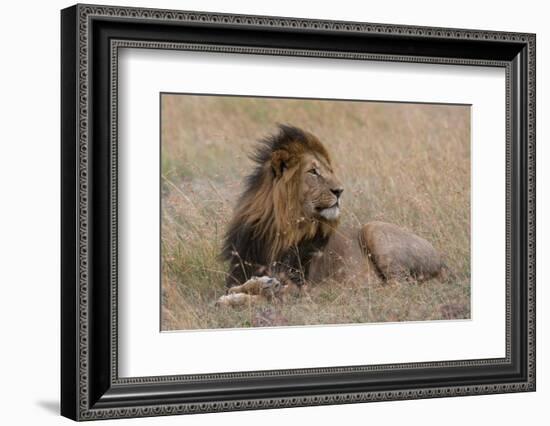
[359,221,443,281]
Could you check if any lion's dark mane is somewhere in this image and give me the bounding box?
[221,125,334,288]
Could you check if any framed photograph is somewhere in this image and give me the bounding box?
[61,4,536,421]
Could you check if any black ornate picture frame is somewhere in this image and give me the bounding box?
[61,4,536,421]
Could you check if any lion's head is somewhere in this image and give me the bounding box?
[222,125,344,286]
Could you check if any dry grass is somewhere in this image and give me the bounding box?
[160,94,470,331]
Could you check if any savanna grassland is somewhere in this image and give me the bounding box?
[160,94,470,331]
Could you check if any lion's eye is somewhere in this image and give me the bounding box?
[308,168,319,176]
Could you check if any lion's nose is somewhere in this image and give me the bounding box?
[331,187,344,198]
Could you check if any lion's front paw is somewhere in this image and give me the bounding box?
[215,293,259,308]
[217,276,282,308]
[228,276,282,298]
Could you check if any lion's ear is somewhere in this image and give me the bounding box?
[271,150,290,178]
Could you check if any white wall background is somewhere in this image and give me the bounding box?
[0,0,546,424]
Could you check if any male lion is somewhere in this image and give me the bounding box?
[217,125,443,307]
